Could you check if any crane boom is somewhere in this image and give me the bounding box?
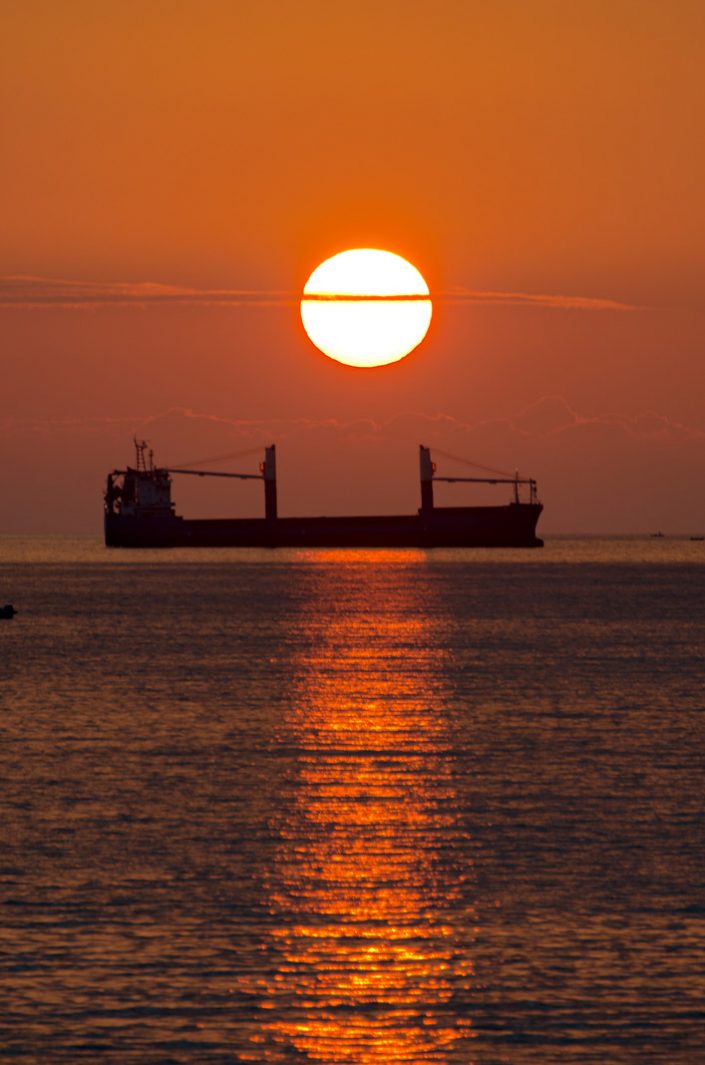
[433,476,535,485]
[165,468,263,481]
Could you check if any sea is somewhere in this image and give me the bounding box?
[1,537,703,1064]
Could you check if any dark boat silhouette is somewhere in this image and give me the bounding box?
[105,441,543,549]
[1,604,17,619]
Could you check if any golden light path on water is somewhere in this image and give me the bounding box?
[3,544,705,1060]
[238,553,477,1063]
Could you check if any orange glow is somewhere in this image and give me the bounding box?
[3,5,705,533]
[301,250,432,367]
[239,556,476,1063]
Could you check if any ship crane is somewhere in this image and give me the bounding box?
[419,445,539,511]
[106,441,278,522]
[433,475,539,505]
[166,467,263,480]
[164,446,278,521]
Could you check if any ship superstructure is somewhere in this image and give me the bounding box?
[104,440,543,548]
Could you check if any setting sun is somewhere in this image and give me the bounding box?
[300,249,432,368]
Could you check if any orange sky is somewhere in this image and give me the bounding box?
[2,1,705,533]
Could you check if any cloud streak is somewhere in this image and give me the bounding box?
[0,275,637,312]
[3,399,701,446]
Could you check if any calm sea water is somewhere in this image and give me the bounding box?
[1,538,703,1063]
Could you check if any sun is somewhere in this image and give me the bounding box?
[300,248,432,368]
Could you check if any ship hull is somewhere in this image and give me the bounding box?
[105,504,543,548]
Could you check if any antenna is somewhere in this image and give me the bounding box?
[133,438,149,472]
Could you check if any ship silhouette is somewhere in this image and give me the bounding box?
[105,440,543,548]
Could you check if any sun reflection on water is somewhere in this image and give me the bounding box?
[242,560,477,1063]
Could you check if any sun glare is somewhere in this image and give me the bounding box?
[301,249,432,368]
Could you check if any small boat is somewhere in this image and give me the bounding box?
[0,604,17,619]
[690,536,704,542]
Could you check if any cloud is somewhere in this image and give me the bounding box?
[0,276,297,309]
[509,396,705,441]
[2,402,704,533]
[435,289,637,311]
[3,399,701,452]
[0,275,636,312]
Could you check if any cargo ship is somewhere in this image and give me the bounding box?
[104,441,543,548]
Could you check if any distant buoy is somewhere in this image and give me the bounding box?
[0,604,17,619]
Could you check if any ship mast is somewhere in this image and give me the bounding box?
[134,438,151,473]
